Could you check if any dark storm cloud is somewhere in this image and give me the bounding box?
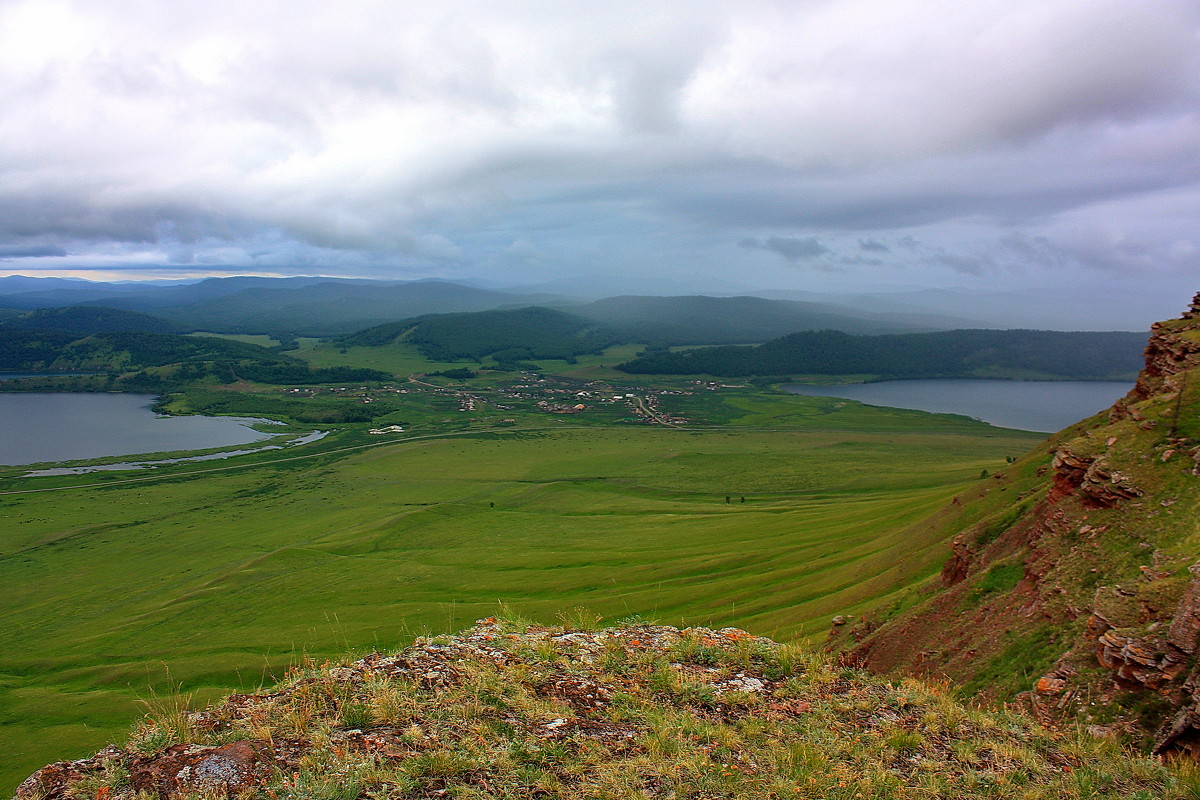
[741,236,831,263]
[0,244,68,258]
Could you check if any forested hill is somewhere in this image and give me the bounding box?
[337,306,622,361]
[332,294,957,364]
[0,330,388,385]
[618,328,1147,380]
[0,305,186,335]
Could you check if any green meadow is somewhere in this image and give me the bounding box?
[0,387,1040,791]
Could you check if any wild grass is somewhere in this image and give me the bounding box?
[0,418,1037,791]
[90,619,1200,800]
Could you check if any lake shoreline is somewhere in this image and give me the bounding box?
[0,392,280,466]
[781,378,1132,432]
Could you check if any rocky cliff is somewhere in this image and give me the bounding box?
[839,292,1200,756]
[13,618,1193,799]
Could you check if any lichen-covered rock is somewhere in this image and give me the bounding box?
[129,741,269,797]
[15,746,124,800]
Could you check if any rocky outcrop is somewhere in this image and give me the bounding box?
[1124,291,1200,405]
[17,741,278,800]
[841,292,1200,757]
[13,619,1186,800]
[1050,447,1143,508]
[14,747,127,800]
[940,533,973,586]
[15,620,787,800]
[1093,628,1187,690]
[1168,566,1200,655]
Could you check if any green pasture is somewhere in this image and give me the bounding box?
[296,342,453,376]
[297,340,654,383]
[0,411,1039,791]
[188,332,282,348]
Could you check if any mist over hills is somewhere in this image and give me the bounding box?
[573,295,944,342]
[0,274,1174,337]
[0,277,558,337]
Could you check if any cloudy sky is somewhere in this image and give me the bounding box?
[1,0,1198,316]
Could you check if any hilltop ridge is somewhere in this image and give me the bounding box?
[839,292,1200,754]
[14,618,1194,799]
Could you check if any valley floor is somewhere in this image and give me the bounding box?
[0,407,1038,792]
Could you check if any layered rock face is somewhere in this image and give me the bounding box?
[1124,292,1200,406]
[840,292,1200,755]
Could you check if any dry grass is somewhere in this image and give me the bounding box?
[80,617,1198,800]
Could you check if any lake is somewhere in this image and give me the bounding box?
[781,379,1133,432]
[0,393,275,466]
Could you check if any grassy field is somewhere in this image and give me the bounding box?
[0,394,1040,791]
[188,332,282,348]
[296,341,454,375]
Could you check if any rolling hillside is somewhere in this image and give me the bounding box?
[337,306,621,362]
[833,293,1200,754]
[0,329,388,393]
[0,394,1039,790]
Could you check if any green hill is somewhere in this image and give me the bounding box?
[0,330,80,372]
[618,328,1147,380]
[0,305,187,335]
[338,306,621,362]
[41,331,290,372]
[0,330,389,387]
[328,294,956,368]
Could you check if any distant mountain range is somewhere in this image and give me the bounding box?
[0,275,1020,338]
[0,274,1180,333]
[0,276,568,337]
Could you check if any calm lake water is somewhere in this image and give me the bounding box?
[0,393,275,466]
[781,379,1133,432]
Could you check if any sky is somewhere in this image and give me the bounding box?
[0,0,1198,319]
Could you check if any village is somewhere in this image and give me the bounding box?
[280,372,701,426]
